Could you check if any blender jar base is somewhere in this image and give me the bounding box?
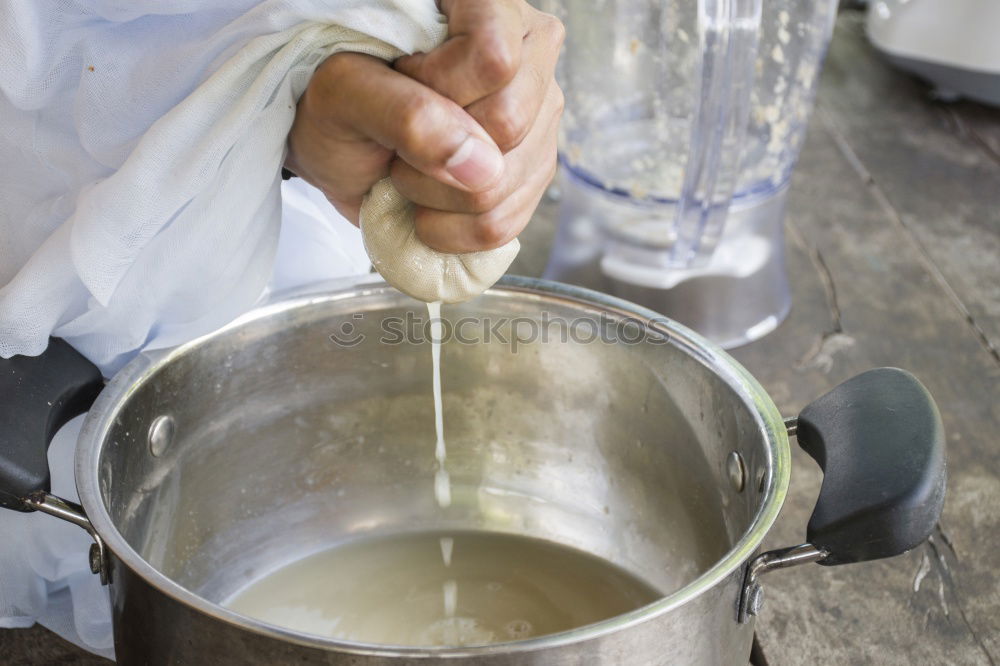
[544,173,792,350]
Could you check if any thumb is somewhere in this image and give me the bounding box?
[327,53,505,192]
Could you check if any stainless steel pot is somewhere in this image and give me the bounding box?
[0,277,945,665]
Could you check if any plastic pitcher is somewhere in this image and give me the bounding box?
[540,0,838,347]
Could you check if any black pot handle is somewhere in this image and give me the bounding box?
[796,367,946,565]
[0,338,104,511]
[739,367,946,622]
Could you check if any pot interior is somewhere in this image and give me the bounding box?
[91,281,779,641]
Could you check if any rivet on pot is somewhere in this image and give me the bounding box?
[727,451,746,493]
[88,543,102,575]
[148,415,175,458]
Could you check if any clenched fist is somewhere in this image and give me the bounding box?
[285,0,564,253]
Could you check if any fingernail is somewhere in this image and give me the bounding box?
[446,136,504,189]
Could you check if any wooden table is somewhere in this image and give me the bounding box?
[2,9,997,665]
[727,14,1000,665]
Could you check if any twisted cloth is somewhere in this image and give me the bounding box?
[361,178,518,304]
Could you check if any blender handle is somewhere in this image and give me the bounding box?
[0,338,104,511]
[672,0,762,266]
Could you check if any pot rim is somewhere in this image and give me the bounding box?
[76,275,790,657]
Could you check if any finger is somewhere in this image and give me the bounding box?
[390,147,519,215]
[464,11,564,152]
[391,81,562,213]
[395,0,525,108]
[319,52,505,192]
[412,86,561,253]
[413,147,556,253]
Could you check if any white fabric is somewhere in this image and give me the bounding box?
[270,178,371,295]
[0,0,447,375]
[0,0,517,658]
[362,178,519,303]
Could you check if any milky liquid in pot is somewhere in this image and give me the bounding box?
[224,530,663,647]
[226,302,662,646]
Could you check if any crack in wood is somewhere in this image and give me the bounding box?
[810,248,843,334]
[786,220,854,371]
[816,106,1000,366]
[925,533,997,666]
[936,523,958,559]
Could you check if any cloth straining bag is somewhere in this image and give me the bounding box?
[361,178,519,304]
[0,0,513,657]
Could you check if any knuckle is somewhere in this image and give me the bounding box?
[412,209,445,251]
[317,52,351,82]
[486,97,530,152]
[311,54,351,105]
[396,94,431,135]
[546,151,559,181]
[466,186,505,214]
[474,214,517,249]
[475,39,519,89]
[317,53,370,97]
[552,85,566,117]
[541,14,566,48]
[394,93,436,150]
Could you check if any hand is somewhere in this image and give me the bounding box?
[285,0,564,253]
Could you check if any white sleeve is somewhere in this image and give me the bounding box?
[0,0,445,374]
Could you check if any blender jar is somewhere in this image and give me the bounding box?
[541,0,838,347]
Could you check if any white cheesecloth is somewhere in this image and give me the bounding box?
[361,178,519,304]
[0,0,515,657]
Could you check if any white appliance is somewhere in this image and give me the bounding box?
[867,0,1000,106]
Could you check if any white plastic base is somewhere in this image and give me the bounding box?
[544,171,792,349]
